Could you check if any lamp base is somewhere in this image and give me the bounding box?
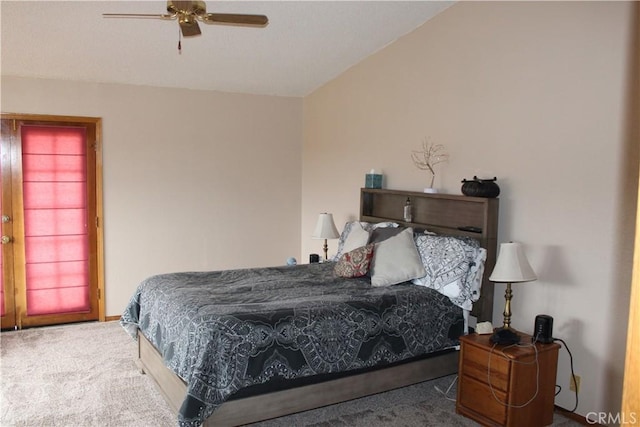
[489,327,520,345]
[322,239,329,261]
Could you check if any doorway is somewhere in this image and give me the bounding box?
[0,114,104,329]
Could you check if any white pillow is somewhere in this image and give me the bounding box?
[340,222,370,254]
[370,228,426,287]
[332,221,398,261]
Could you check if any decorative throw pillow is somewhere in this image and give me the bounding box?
[370,228,426,287]
[334,244,375,278]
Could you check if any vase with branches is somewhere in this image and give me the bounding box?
[411,139,449,192]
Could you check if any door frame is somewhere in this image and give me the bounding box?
[0,113,105,327]
[0,119,17,327]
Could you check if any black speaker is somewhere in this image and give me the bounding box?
[533,314,554,343]
[309,253,320,263]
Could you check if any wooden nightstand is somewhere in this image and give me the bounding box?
[456,332,560,427]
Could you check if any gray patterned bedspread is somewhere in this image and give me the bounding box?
[121,262,463,427]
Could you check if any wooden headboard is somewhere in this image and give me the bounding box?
[360,188,498,322]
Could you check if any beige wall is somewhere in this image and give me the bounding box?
[1,77,303,317]
[303,1,638,418]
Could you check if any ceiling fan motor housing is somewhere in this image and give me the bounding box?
[168,1,205,15]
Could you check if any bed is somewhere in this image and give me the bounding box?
[121,189,498,427]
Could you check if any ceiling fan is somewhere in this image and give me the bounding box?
[103,1,269,37]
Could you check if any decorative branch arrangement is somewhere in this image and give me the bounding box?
[411,139,450,188]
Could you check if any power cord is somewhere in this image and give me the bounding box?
[434,375,458,402]
[553,337,579,413]
[487,339,540,408]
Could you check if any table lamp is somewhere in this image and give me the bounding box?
[312,213,339,261]
[489,242,537,339]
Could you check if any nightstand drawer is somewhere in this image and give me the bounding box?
[459,375,507,425]
[462,342,510,391]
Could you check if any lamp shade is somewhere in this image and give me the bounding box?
[312,213,340,239]
[489,242,537,283]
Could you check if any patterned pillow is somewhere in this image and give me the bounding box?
[412,234,487,310]
[334,244,375,278]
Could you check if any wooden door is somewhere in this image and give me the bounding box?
[0,114,104,329]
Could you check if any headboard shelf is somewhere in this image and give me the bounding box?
[360,188,499,322]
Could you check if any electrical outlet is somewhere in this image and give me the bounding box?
[570,375,581,392]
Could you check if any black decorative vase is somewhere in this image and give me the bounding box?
[461,176,500,198]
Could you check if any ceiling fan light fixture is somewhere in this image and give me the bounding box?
[179,14,194,25]
[103,0,269,43]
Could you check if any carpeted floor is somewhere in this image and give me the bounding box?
[0,321,582,427]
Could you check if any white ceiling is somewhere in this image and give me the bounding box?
[1,1,453,97]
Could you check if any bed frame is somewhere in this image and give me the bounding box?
[136,189,498,426]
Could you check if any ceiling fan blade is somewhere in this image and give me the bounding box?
[201,13,268,26]
[180,19,201,37]
[102,13,175,20]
